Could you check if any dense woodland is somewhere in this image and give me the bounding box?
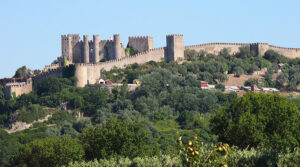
[0,47,300,166]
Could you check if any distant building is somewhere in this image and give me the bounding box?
[201,81,208,89]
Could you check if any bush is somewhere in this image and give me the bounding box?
[11,137,84,167]
[68,155,182,167]
[210,92,300,150]
[37,77,73,96]
[215,84,225,92]
[244,78,259,86]
[264,50,289,64]
[178,136,234,167]
[176,110,196,129]
[81,119,153,160]
[48,110,76,125]
[16,104,48,123]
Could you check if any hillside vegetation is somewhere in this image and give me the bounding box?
[0,47,300,166]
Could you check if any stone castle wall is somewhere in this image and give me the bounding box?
[43,64,60,72]
[185,42,300,58]
[185,43,250,55]
[32,68,63,89]
[266,45,300,59]
[75,47,165,87]
[3,79,33,99]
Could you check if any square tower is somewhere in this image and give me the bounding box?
[166,34,184,62]
[128,36,154,52]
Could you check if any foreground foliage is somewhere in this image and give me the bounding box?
[210,92,300,150]
[68,155,182,167]
[11,137,84,167]
[81,119,156,160]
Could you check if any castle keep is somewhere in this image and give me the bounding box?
[3,34,300,98]
[61,34,126,64]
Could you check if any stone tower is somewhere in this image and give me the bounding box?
[83,35,90,63]
[165,34,184,62]
[128,36,154,52]
[93,35,100,63]
[113,34,121,59]
[61,34,81,64]
[250,43,270,56]
[61,35,72,63]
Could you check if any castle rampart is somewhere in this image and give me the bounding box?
[3,79,33,99]
[185,42,300,58]
[75,47,165,87]
[32,68,63,89]
[185,42,250,55]
[43,64,60,72]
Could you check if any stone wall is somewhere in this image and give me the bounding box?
[75,47,165,87]
[43,64,60,72]
[32,68,63,89]
[185,42,300,58]
[185,43,250,55]
[267,45,300,59]
[3,79,33,99]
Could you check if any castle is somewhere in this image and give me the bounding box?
[3,34,300,98]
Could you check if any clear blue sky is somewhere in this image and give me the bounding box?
[1,0,299,78]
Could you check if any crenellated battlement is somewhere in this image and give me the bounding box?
[3,78,33,99]
[5,78,31,88]
[185,42,250,49]
[166,34,184,37]
[33,67,63,80]
[43,64,60,72]
[128,36,153,39]
[269,45,300,50]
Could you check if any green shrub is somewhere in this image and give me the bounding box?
[81,119,154,160]
[11,137,84,167]
[16,104,48,123]
[244,78,259,86]
[178,136,235,167]
[68,155,182,167]
[210,92,300,150]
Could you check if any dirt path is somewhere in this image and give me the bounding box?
[6,108,56,134]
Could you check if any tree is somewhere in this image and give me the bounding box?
[81,119,152,160]
[37,77,73,96]
[13,66,31,79]
[73,118,92,133]
[210,92,300,150]
[263,50,288,64]
[176,110,196,129]
[185,49,198,61]
[125,46,139,56]
[0,85,4,100]
[215,83,225,92]
[236,46,255,59]
[244,78,259,86]
[247,64,259,74]
[233,66,244,77]
[11,137,84,167]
